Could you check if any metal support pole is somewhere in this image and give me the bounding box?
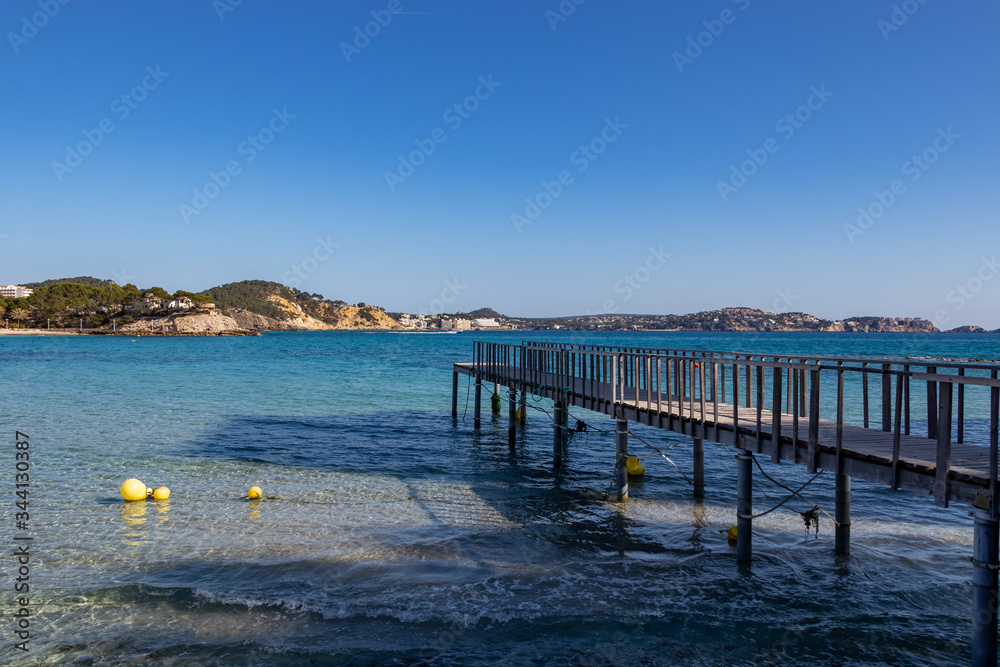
[474,375,482,429]
[518,387,527,426]
[553,401,563,467]
[835,473,851,555]
[562,393,570,434]
[616,419,629,501]
[737,442,752,563]
[693,436,705,499]
[508,386,517,449]
[451,371,459,419]
[972,508,999,667]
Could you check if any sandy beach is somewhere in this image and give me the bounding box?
[0,328,81,335]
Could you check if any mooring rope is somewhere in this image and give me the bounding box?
[627,429,695,486]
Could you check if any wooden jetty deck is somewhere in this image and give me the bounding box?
[451,341,1000,666]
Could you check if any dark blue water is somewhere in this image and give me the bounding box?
[1,331,997,665]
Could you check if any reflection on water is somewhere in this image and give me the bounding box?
[120,501,146,526]
[153,498,170,522]
[247,498,262,519]
[120,501,146,545]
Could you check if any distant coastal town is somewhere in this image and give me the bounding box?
[1,278,997,336]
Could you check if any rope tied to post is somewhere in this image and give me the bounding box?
[969,557,1000,571]
[737,455,840,532]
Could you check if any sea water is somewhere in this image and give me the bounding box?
[1,331,998,666]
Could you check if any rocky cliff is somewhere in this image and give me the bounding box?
[223,295,400,331]
[118,311,256,335]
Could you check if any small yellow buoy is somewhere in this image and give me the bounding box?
[146,487,153,497]
[248,486,262,499]
[625,455,645,476]
[726,525,738,541]
[152,486,170,500]
[120,478,147,501]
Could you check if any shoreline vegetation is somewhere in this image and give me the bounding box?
[2,277,998,337]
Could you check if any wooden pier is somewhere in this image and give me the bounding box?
[452,340,1000,666]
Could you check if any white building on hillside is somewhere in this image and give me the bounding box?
[442,318,472,331]
[474,318,500,328]
[0,285,33,298]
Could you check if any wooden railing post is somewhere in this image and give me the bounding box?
[755,364,764,454]
[732,357,741,442]
[862,362,870,429]
[771,366,783,463]
[881,363,892,432]
[992,381,999,520]
[836,365,845,474]
[934,381,953,508]
[891,371,904,490]
[927,366,938,438]
[808,369,820,473]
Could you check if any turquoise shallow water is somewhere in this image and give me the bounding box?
[2,331,999,666]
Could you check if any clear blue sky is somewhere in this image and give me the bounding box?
[2,1,998,328]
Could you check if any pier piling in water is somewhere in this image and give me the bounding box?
[452,371,459,419]
[616,419,629,501]
[972,507,999,667]
[737,440,752,563]
[474,375,482,429]
[835,473,851,555]
[693,436,705,498]
[508,386,517,449]
[553,401,563,467]
[561,394,569,435]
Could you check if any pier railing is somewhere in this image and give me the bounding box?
[471,340,1000,512]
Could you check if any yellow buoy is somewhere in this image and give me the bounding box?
[120,478,147,501]
[726,525,738,541]
[248,486,262,499]
[152,486,170,500]
[625,455,645,476]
